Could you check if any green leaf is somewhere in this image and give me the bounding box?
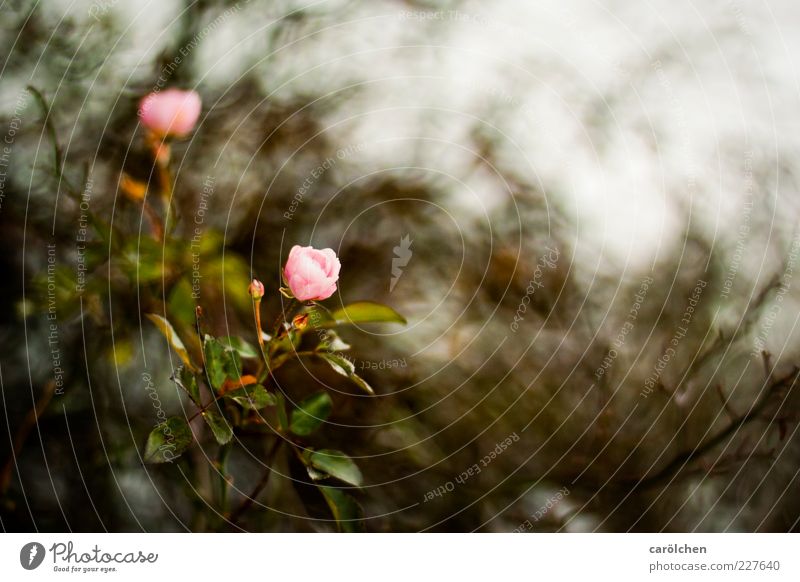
[218,336,259,359]
[203,335,243,391]
[319,352,355,376]
[347,373,374,395]
[172,365,200,403]
[316,330,351,352]
[167,278,196,328]
[306,466,328,481]
[318,353,374,395]
[288,451,336,523]
[331,302,406,326]
[305,302,406,329]
[304,449,363,487]
[202,409,233,444]
[290,391,332,436]
[146,313,197,372]
[224,384,276,410]
[144,417,192,463]
[318,486,364,532]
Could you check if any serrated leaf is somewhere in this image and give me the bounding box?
[304,449,363,487]
[202,409,233,444]
[290,391,332,436]
[318,353,374,395]
[144,417,192,463]
[172,365,200,403]
[224,384,276,410]
[203,335,243,391]
[146,313,197,371]
[218,336,259,359]
[318,486,364,532]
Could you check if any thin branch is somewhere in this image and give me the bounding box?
[629,366,798,491]
[227,437,283,526]
[715,383,738,420]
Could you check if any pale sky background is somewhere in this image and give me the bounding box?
[7,0,798,279]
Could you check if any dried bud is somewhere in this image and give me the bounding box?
[248,279,265,300]
[292,313,309,330]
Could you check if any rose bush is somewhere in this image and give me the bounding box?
[28,86,406,532]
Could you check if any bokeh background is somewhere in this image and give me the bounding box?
[2,0,800,532]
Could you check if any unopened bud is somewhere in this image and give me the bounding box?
[248,279,265,300]
[139,89,201,138]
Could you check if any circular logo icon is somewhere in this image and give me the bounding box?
[20,542,46,570]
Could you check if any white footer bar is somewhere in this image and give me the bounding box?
[0,533,796,581]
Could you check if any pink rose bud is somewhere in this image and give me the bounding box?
[283,245,341,302]
[138,89,201,137]
[248,279,265,300]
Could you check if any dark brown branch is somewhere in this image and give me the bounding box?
[629,366,798,492]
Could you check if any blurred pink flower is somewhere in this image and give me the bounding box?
[283,245,340,301]
[138,89,201,137]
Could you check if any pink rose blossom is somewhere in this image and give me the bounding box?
[138,89,201,137]
[283,245,341,301]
